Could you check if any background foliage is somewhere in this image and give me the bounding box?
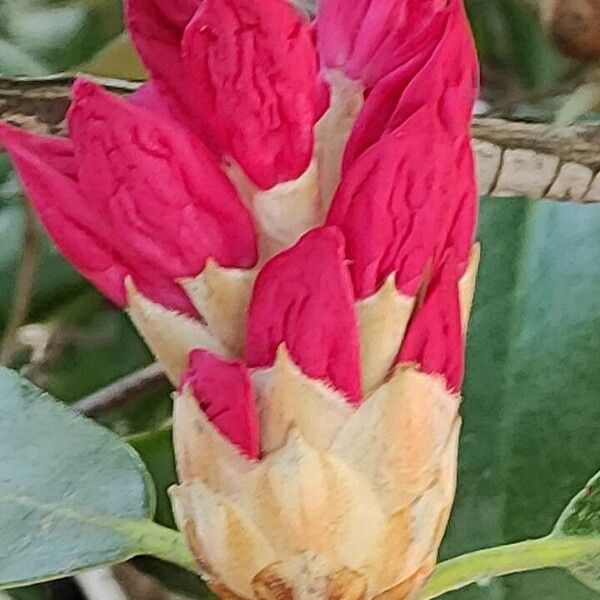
[0,1,598,599]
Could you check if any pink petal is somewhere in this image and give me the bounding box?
[0,123,129,305]
[125,0,221,146]
[129,82,174,121]
[181,0,318,189]
[327,107,457,299]
[181,350,260,459]
[317,0,454,87]
[436,136,477,274]
[67,79,257,312]
[0,124,77,178]
[343,1,478,168]
[125,0,199,93]
[398,263,464,392]
[246,226,362,404]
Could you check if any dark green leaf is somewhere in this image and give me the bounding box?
[4,586,52,600]
[128,426,176,529]
[133,557,212,599]
[443,197,600,599]
[128,428,212,597]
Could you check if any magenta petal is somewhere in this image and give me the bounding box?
[0,123,128,305]
[437,136,477,274]
[181,0,318,189]
[125,0,198,91]
[398,265,464,392]
[181,350,260,459]
[129,82,174,121]
[246,226,362,404]
[317,0,453,87]
[0,124,77,179]
[343,1,479,167]
[327,107,458,299]
[67,79,257,309]
[125,0,221,145]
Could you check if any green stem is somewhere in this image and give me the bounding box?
[118,520,199,574]
[418,536,600,599]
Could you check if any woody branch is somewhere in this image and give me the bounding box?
[1,74,600,203]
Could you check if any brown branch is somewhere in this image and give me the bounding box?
[0,200,40,365]
[1,74,599,202]
[471,117,600,171]
[73,362,170,417]
[0,74,138,134]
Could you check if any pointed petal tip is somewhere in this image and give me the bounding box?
[246,225,362,405]
[71,77,103,102]
[0,119,22,144]
[182,349,260,460]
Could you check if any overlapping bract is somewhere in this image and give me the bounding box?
[0,0,480,597]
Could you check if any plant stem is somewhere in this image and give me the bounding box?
[73,362,168,416]
[0,201,39,365]
[117,520,199,575]
[418,535,600,599]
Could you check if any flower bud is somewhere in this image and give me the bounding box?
[0,79,257,314]
[182,0,318,189]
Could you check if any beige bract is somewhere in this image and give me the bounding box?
[169,363,462,600]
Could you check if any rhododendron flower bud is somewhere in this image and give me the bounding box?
[170,235,474,600]
[317,0,452,86]
[343,0,478,168]
[0,79,257,314]
[327,106,456,300]
[181,0,318,189]
[0,0,481,596]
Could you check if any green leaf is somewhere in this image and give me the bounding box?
[82,33,147,80]
[0,368,195,589]
[554,471,600,592]
[420,470,600,599]
[133,557,212,599]
[128,427,212,598]
[0,40,48,76]
[4,586,51,600]
[128,426,176,529]
[0,203,89,334]
[443,197,600,599]
[465,0,566,90]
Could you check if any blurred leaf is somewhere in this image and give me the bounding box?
[4,587,51,600]
[83,33,147,80]
[556,83,600,125]
[0,203,88,334]
[133,557,211,599]
[443,197,600,599]
[0,367,155,588]
[0,40,47,76]
[1,0,123,73]
[554,470,600,592]
[466,0,566,90]
[3,5,87,56]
